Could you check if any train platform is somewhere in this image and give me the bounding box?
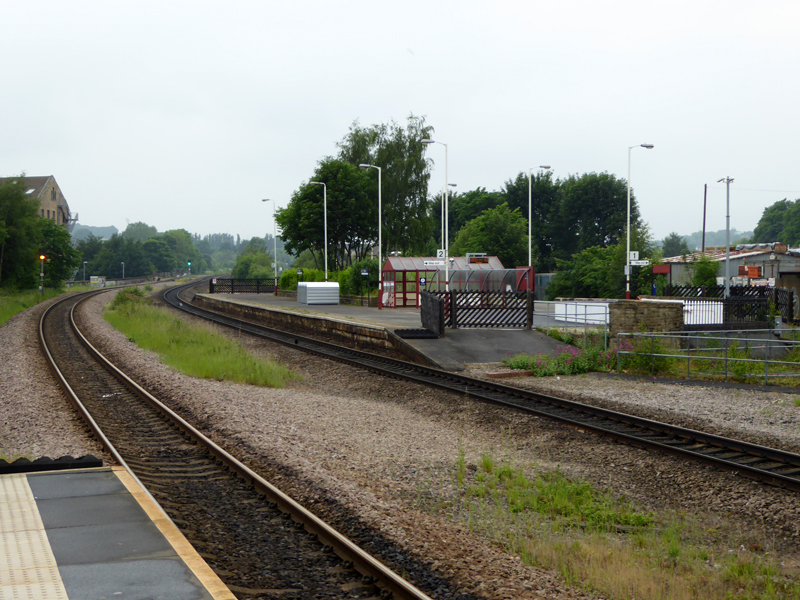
[207,292,567,370]
[0,466,234,600]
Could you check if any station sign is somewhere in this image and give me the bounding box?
[630,260,651,266]
[424,260,445,267]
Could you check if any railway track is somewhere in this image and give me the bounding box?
[40,287,439,600]
[166,279,800,494]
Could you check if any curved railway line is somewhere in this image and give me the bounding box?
[164,279,800,495]
[40,287,438,600]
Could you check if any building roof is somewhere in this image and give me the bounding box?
[0,175,54,198]
[383,256,505,272]
[662,243,800,264]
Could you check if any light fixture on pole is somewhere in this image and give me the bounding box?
[421,139,449,290]
[262,199,279,295]
[121,261,125,280]
[83,260,88,282]
[717,176,734,298]
[358,164,382,309]
[626,143,654,299]
[309,181,328,281]
[39,254,46,294]
[528,165,551,268]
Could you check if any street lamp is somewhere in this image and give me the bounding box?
[718,177,734,298]
[358,164,382,309]
[309,182,328,281]
[83,260,88,282]
[528,165,551,268]
[121,261,125,280]
[626,143,654,299]
[261,199,279,295]
[421,139,449,290]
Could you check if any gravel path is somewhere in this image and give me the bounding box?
[3,288,800,599]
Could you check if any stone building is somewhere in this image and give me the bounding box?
[0,175,76,231]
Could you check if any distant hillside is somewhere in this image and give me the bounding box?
[657,229,753,250]
[71,224,119,241]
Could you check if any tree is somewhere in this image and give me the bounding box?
[37,217,81,287]
[91,235,153,278]
[449,203,529,268]
[142,237,177,273]
[688,254,719,287]
[231,238,273,279]
[661,232,690,258]
[751,198,800,245]
[0,176,40,288]
[502,171,560,271]
[76,234,106,266]
[338,115,434,256]
[121,222,158,243]
[162,229,204,272]
[277,159,374,271]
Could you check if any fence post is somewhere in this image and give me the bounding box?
[526,290,533,330]
[450,290,458,329]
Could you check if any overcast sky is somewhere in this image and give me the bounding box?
[3,0,799,246]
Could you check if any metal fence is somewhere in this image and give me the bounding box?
[664,285,794,325]
[209,278,276,294]
[616,329,800,385]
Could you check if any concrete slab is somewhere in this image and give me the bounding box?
[0,467,236,600]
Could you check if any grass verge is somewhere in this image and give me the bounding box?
[103,287,298,387]
[0,287,87,327]
[413,447,800,600]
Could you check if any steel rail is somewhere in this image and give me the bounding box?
[166,281,800,493]
[41,286,434,600]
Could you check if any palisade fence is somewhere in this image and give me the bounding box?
[664,285,795,328]
[209,278,276,294]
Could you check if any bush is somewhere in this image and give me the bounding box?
[279,268,325,291]
[505,344,618,377]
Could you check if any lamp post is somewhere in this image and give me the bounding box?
[443,183,456,250]
[308,182,328,281]
[421,139,449,290]
[83,260,88,282]
[718,177,734,298]
[358,164,382,309]
[121,261,125,280]
[528,165,551,268]
[262,199,279,295]
[626,143,654,299]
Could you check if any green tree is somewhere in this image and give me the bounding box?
[162,229,204,272]
[142,237,177,273]
[37,217,81,287]
[338,115,434,256]
[661,232,690,258]
[0,176,40,288]
[91,235,153,278]
[277,159,374,271]
[688,254,719,286]
[501,170,560,271]
[121,221,158,243]
[449,203,529,267]
[231,238,273,279]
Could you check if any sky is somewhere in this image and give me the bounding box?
[3,0,799,246]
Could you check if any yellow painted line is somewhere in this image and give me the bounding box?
[112,466,237,600]
[0,473,68,599]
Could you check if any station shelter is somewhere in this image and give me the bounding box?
[381,256,533,308]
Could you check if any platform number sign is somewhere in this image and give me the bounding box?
[436,248,445,258]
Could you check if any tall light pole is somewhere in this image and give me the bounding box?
[262,199,279,295]
[421,139,449,290]
[39,254,46,294]
[528,165,551,268]
[309,182,328,281]
[83,260,88,282]
[121,261,125,280]
[358,164,382,309]
[626,143,654,299]
[443,183,456,249]
[718,177,734,298]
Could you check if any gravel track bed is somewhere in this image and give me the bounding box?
[3,288,800,599]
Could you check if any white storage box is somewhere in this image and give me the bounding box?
[297,282,340,305]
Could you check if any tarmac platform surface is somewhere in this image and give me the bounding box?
[208,293,569,370]
[0,467,234,600]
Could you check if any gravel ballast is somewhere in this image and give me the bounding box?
[3,289,800,599]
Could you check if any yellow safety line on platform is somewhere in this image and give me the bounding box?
[112,466,237,600]
[0,473,68,599]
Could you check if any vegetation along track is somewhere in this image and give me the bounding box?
[167,279,800,495]
[39,288,438,600]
